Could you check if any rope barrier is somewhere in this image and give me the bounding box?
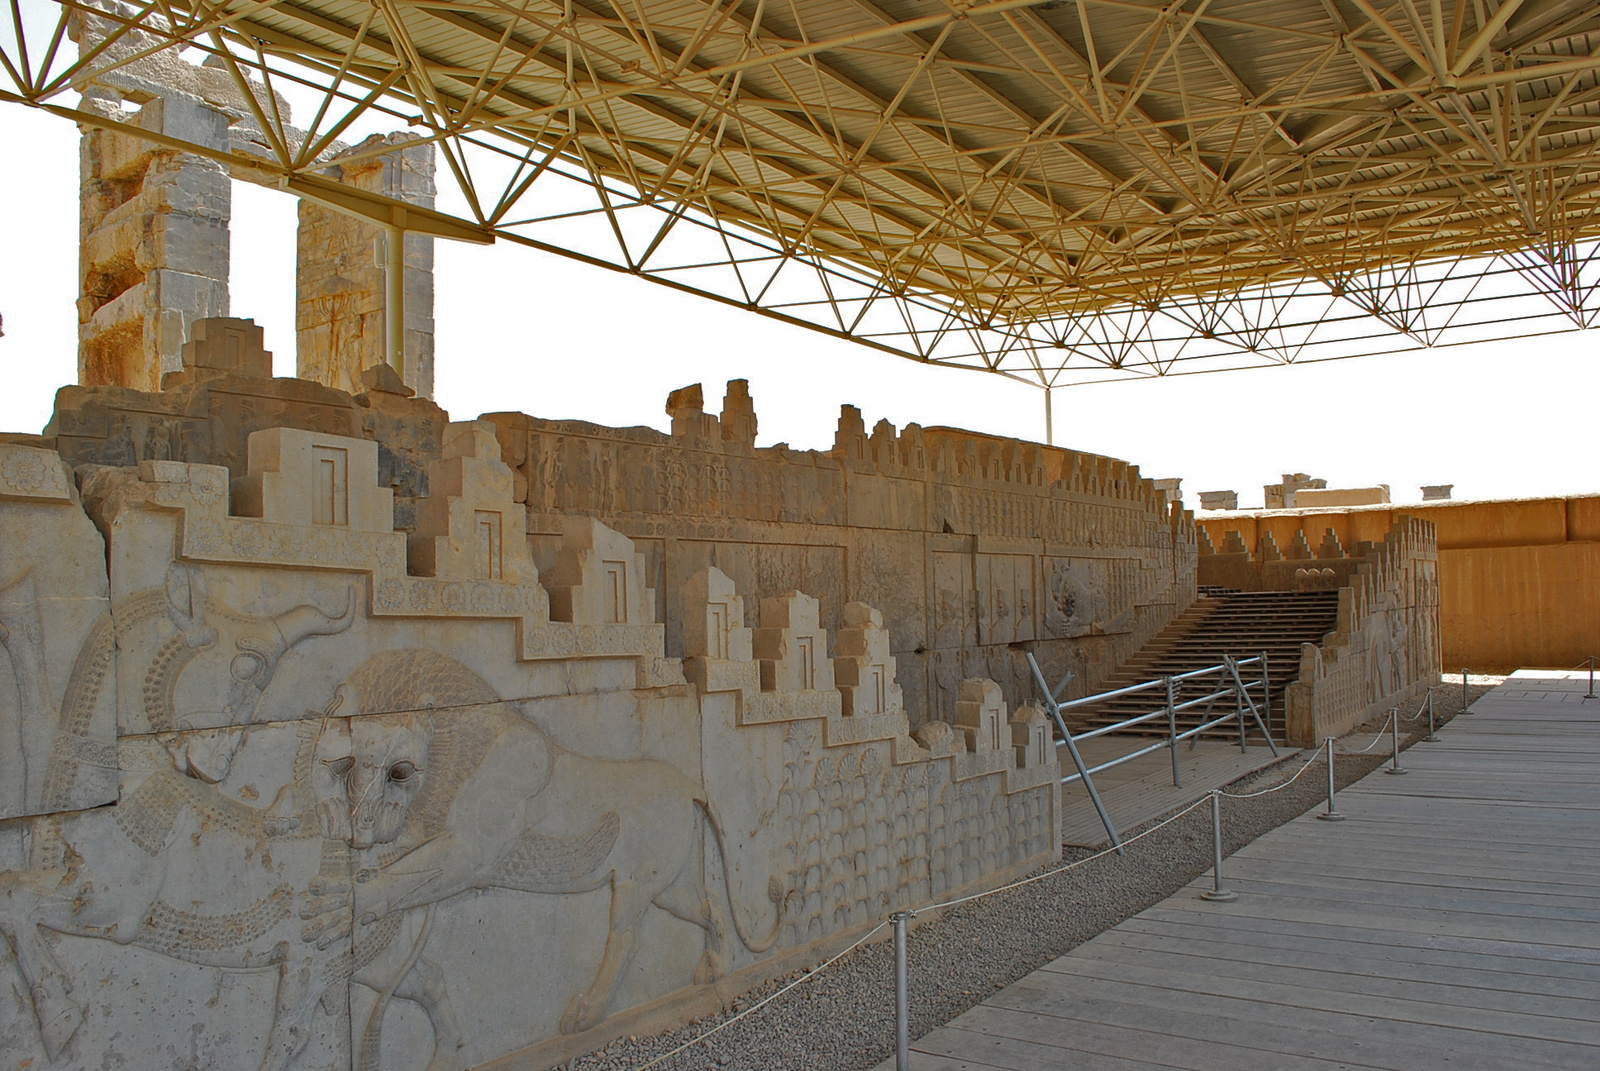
[1341,712,1396,754]
[628,920,890,1071]
[624,698,1436,1070]
[1219,750,1324,798]
[921,794,1214,914]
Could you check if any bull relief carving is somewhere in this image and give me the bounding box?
[0,427,1067,1070]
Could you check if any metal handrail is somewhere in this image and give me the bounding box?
[1026,650,1277,850]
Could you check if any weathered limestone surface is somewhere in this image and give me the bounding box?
[0,401,1061,1069]
[19,319,449,533]
[297,134,437,398]
[68,0,301,390]
[1199,496,1600,674]
[1199,515,1440,743]
[69,0,437,398]
[1263,472,1326,510]
[489,381,1197,727]
[0,445,116,838]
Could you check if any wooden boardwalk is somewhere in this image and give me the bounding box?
[892,671,1600,1070]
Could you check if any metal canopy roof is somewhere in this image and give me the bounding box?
[6,0,1600,387]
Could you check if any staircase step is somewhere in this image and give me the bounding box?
[1065,590,1339,741]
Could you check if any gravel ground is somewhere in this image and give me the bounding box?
[566,679,1502,1071]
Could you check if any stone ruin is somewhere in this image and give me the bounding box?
[0,321,1201,1069]
[0,12,1434,1065]
[1198,517,1441,741]
[69,0,436,397]
[1262,472,1326,509]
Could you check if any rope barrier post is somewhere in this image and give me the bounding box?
[1424,689,1440,742]
[892,910,912,1071]
[1200,790,1237,901]
[1384,707,1408,775]
[1165,675,1180,788]
[1316,737,1345,821]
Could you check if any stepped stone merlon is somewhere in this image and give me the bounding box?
[232,428,393,531]
[753,591,834,694]
[667,382,718,440]
[1285,529,1314,560]
[720,379,757,446]
[408,421,537,586]
[833,404,869,459]
[546,516,657,626]
[1317,528,1345,560]
[683,566,759,695]
[161,317,272,390]
[832,601,903,718]
[954,678,1007,754]
[1010,701,1054,769]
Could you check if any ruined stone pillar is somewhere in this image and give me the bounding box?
[75,83,231,391]
[296,134,436,398]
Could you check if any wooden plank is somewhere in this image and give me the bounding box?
[981,981,1598,1069]
[1068,940,1600,1019]
[1033,957,1600,1044]
[903,675,1600,1070]
[920,1016,1359,1071]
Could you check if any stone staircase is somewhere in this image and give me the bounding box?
[1065,589,1341,742]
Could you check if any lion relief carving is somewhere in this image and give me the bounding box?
[313,649,784,1040]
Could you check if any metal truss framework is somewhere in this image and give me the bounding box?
[5,0,1600,389]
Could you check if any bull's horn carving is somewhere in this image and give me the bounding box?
[274,588,357,649]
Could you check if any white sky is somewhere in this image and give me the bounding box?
[2,99,1596,509]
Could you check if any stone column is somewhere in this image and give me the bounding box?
[296,133,436,398]
[75,91,231,391]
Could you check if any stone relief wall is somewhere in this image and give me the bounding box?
[0,409,1062,1070]
[487,380,1197,726]
[1198,516,1441,743]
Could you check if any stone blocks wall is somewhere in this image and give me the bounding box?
[1199,515,1441,743]
[76,91,232,390]
[489,381,1198,729]
[1198,497,1600,673]
[0,422,1058,1070]
[297,134,437,398]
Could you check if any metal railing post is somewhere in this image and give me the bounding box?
[1200,790,1237,901]
[1166,675,1180,787]
[1025,652,1122,852]
[1424,690,1440,742]
[1259,649,1271,741]
[1461,668,1472,713]
[1223,656,1279,757]
[892,910,912,1071]
[1384,707,1408,775]
[1588,656,1595,700]
[1228,657,1247,754]
[1316,737,1345,821]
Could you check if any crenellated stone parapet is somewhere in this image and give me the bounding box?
[0,439,1058,1070]
[487,379,1198,724]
